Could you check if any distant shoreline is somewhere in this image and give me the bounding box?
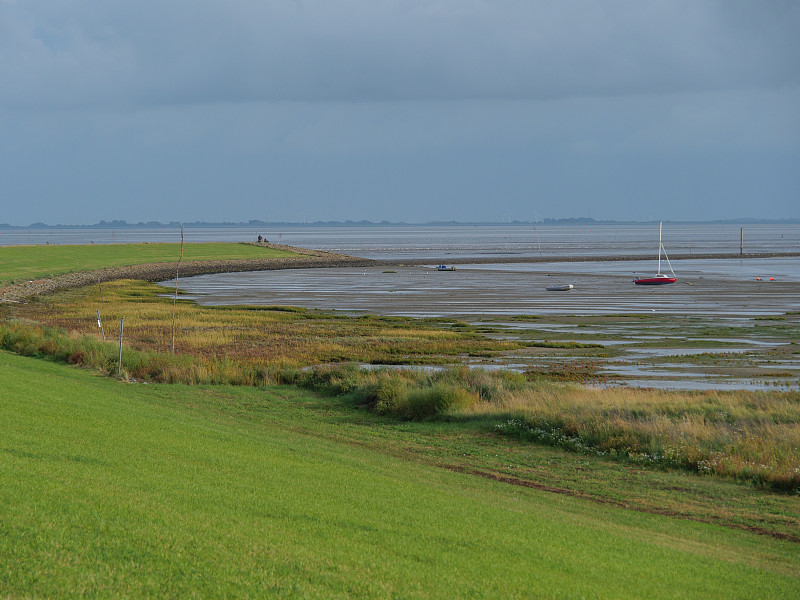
[375,251,800,266]
[2,218,800,229]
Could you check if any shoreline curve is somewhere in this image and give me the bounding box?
[2,246,798,303]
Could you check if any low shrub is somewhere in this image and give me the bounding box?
[400,384,477,420]
[358,371,408,414]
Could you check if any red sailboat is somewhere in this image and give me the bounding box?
[634,222,676,285]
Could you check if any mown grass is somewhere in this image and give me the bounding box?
[0,242,297,283]
[2,350,799,598]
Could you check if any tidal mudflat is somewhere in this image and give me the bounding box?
[163,258,800,391]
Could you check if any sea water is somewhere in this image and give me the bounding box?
[2,222,799,259]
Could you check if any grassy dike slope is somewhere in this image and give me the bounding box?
[0,243,298,284]
[2,351,798,599]
[0,242,372,303]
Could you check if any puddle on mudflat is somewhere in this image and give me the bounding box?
[624,348,753,357]
[686,338,791,346]
[596,379,795,392]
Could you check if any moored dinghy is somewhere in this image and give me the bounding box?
[546,284,574,291]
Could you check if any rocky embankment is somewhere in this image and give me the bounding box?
[0,245,375,303]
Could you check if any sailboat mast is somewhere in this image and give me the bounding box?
[658,221,662,275]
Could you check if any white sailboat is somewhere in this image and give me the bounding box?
[634,221,676,285]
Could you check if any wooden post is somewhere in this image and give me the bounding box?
[118,317,124,376]
[740,227,743,255]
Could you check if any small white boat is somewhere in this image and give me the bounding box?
[437,264,456,271]
[546,284,573,291]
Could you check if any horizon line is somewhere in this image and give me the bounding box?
[3,217,800,229]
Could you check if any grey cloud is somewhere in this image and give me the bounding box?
[1,1,798,108]
[2,1,797,226]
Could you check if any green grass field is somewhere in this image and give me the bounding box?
[3,242,800,597]
[0,242,296,284]
[2,350,798,598]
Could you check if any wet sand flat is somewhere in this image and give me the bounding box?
[169,260,800,318]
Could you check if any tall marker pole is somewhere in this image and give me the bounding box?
[171,223,184,354]
[118,318,124,376]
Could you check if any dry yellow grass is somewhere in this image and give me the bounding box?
[7,279,520,367]
[470,384,800,491]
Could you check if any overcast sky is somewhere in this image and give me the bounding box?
[1,1,798,225]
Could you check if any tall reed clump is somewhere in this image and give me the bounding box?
[486,385,800,493]
[1,321,118,371]
[0,321,408,390]
[0,321,532,417]
[0,321,270,385]
[352,366,527,420]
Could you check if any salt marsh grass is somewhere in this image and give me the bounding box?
[479,385,800,492]
[7,280,518,368]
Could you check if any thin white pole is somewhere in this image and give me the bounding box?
[171,223,184,354]
[118,317,124,376]
[658,221,662,275]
